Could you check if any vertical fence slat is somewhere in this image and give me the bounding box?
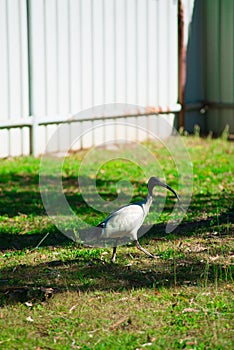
[0,0,9,119]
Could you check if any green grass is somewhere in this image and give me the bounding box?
[0,136,233,349]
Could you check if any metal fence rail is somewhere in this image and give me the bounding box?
[0,103,182,156]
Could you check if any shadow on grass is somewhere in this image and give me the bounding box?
[0,172,233,217]
[0,173,233,305]
[0,247,233,306]
[0,230,71,250]
[0,207,233,251]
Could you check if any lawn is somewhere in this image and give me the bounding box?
[0,136,233,349]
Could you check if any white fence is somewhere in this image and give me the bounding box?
[0,0,195,157]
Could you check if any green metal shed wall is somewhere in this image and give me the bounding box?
[185,0,234,134]
[204,0,234,134]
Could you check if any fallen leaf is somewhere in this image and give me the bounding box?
[25,301,33,307]
[182,308,200,313]
[187,341,197,345]
[201,292,211,296]
[189,245,207,253]
[142,343,153,347]
[40,287,54,293]
[209,255,220,261]
[69,304,79,313]
[26,316,34,322]
[110,317,130,330]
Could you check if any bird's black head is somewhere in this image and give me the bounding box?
[147,176,180,201]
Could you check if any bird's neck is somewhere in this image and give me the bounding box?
[145,194,153,211]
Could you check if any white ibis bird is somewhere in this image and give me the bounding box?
[96,177,180,262]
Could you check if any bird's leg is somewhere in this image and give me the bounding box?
[135,240,155,258]
[111,247,117,263]
[111,239,119,263]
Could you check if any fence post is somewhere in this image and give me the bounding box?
[178,0,186,128]
[29,116,38,157]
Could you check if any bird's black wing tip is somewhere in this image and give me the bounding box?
[97,222,105,228]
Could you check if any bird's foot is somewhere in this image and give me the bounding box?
[111,256,116,263]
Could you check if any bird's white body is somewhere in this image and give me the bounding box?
[93,177,179,262]
[99,196,153,241]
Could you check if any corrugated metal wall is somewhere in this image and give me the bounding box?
[0,0,179,157]
[1,0,233,158]
[0,0,30,156]
[185,0,234,134]
[29,0,178,114]
[184,0,205,131]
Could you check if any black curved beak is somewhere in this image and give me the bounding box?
[157,181,180,202]
[148,177,181,202]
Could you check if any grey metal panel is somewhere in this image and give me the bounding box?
[204,0,220,134]
[29,0,179,154]
[0,0,180,157]
[184,0,205,132]
[218,0,234,133]
[0,0,29,119]
[0,0,30,156]
[28,0,178,112]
